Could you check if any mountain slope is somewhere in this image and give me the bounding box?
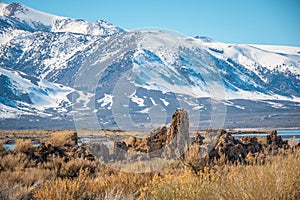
[0,2,124,84]
[0,67,73,118]
[73,30,300,129]
[0,2,123,35]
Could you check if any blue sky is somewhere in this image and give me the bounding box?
[2,0,300,46]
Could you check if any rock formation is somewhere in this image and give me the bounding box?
[110,109,190,159]
[0,107,298,181]
[107,109,296,169]
[5,109,295,172]
[183,128,293,171]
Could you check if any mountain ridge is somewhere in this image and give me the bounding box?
[0,2,124,35]
[0,2,299,129]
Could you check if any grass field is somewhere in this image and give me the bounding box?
[0,130,299,200]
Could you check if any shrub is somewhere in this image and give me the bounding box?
[141,153,300,200]
[46,131,77,147]
[0,140,5,153]
[0,153,28,171]
[14,139,35,154]
[57,158,96,178]
[0,167,52,200]
[33,169,152,200]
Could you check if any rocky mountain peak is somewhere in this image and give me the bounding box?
[2,2,27,17]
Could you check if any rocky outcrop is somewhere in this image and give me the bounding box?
[34,142,95,163]
[182,128,224,172]
[208,132,263,164]
[4,109,295,171]
[264,130,289,154]
[110,109,190,159]
[163,109,189,158]
[107,109,296,169]
[184,129,292,169]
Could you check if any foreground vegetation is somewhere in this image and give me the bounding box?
[0,131,299,200]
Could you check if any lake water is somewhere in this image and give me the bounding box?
[4,143,40,150]
[3,129,300,150]
[231,129,300,141]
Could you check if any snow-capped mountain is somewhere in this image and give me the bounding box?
[75,30,300,130]
[0,2,123,84]
[0,67,73,118]
[0,2,299,129]
[0,2,123,36]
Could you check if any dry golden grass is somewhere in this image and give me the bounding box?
[0,140,4,153]
[45,130,77,147]
[215,155,300,200]
[0,151,38,171]
[33,169,153,200]
[1,131,299,200]
[141,152,300,200]
[0,129,70,137]
[0,167,53,200]
[14,139,35,154]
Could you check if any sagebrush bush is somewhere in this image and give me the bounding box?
[0,166,53,200]
[46,131,77,147]
[141,153,300,200]
[0,153,28,170]
[33,169,153,200]
[0,140,5,153]
[14,139,35,154]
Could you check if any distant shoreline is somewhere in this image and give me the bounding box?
[1,128,299,146]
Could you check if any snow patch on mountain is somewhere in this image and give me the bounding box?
[97,94,113,109]
[130,93,145,107]
[0,103,31,118]
[0,67,73,118]
[200,40,300,79]
[160,98,169,106]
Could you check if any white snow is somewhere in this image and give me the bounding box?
[202,41,300,78]
[160,98,169,106]
[250,44,300,55]
[39,34,93,79]
[97,94,113,109]
[74,91,94,111]
[263,101,285,109]
[224,86,300,102]
[132,41,211,98]
[0,2,120,36]
[0,67,74,114]
[51,19,120,36]
[0,103,28,118]
[0,2,8,16]
[139,107,151,114]
[130,93,145,107]
[149,97,157,106]
[0,2,63,27]
[222,100,245,110]
[192,105,204,110]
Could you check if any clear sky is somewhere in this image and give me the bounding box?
[2,0,300,46]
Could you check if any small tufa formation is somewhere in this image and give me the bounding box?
[163,109,189,159]
[267,130,288,148]
[111,109,190,159]
[182,128,223,172]
[208,132,263,164]
[183,128,294,172]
